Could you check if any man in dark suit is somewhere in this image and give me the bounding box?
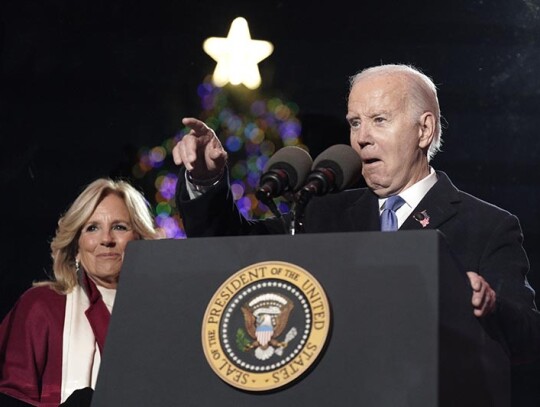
[172,64,540,364]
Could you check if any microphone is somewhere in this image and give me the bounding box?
[297,144,362,203]
[255,146,313,202]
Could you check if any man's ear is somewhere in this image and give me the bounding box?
[418,111,436,149]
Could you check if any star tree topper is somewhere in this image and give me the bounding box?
[203,17,274,90]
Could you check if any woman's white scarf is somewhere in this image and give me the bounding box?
[60,284,115,403]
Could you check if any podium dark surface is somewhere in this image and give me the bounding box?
[91,231,509,407]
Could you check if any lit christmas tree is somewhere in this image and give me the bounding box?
[131,18,306,238]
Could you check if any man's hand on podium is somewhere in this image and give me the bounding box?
[467,271,497,317]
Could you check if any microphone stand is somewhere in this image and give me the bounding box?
[288,204,303,235]
[289,187,315,235]
[257,191,307,236]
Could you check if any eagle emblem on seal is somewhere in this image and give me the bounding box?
[239,293,297,361]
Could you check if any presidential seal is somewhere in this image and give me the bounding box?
[201,261,330,391]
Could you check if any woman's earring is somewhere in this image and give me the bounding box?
[75,259,80,273]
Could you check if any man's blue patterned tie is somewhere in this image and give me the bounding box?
[380,195,405,231]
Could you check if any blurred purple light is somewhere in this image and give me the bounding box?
[158,173,178,200]
[226,136,243,152]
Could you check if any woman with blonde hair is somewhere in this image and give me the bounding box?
[0,178,160,406]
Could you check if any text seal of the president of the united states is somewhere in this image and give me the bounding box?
[201,260,330,391]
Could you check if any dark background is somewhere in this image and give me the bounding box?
[1,0,540,403]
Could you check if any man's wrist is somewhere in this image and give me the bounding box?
[186,170,223,192]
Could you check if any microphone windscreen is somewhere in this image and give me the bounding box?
[312,144,362,190]
[263,146,313,190]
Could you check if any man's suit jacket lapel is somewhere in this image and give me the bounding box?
[401,171,460,230]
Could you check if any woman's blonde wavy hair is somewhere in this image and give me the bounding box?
[36,178,159,294]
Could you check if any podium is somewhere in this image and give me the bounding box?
[91,230,509,406]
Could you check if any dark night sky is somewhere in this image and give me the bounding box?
[2,0,540,368]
